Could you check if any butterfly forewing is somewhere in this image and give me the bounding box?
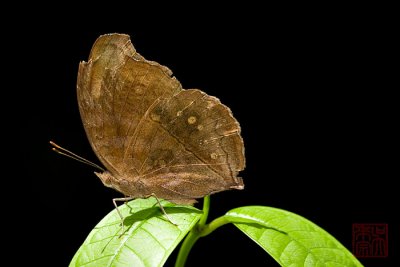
[78,35,182,177]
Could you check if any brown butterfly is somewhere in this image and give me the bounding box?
[55,33,245,225]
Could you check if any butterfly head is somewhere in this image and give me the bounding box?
[94,171,114,188]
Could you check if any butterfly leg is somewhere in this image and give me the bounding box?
[113,196,134,234]
[147,193,177,226]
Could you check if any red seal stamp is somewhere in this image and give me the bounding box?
[352,223,388,258]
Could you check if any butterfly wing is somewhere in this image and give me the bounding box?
[78,34,245,202]
[77,34,182,177]
[135,89,245,202]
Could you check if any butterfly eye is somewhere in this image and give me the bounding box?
[95,172,114,187]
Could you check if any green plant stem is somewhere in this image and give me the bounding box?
[198,195,210,227]
[174,227,201,267]
[175,196,231,267]
[197,215,230,237]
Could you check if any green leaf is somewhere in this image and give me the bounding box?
[70,198,202,267]
[225,206,363,267]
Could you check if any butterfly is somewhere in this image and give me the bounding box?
[55,33,245,227]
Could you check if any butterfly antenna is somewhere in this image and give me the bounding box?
[49,141,105,172]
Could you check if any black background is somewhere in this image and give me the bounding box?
[18,7,397,267]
